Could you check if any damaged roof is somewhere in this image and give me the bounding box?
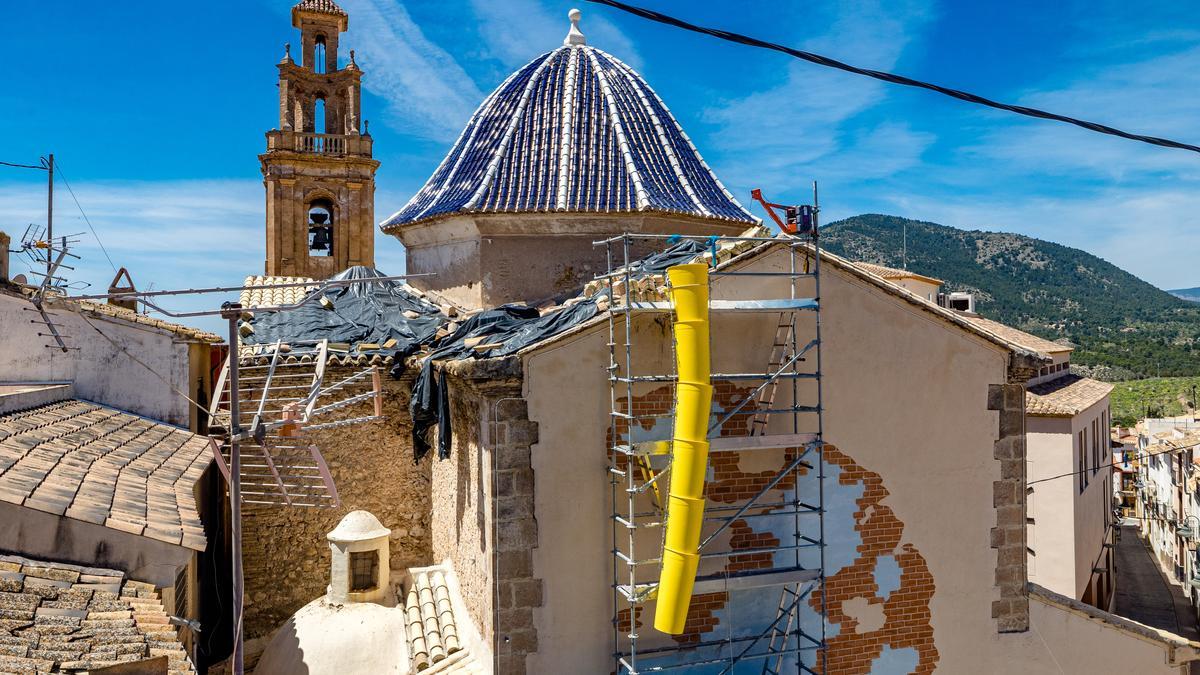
[0,553,194,674]
[0,398,210,551]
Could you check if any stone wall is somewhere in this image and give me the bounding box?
[241,372,432,637]
[989,382,1030,633]
[430,358,543,675]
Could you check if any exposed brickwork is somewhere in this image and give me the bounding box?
[811,446,938,674]
[611,384,940,672]
[988,382,1030,633]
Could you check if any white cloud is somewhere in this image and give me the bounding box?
[468,0,642,71]
[340,0,484,141]
[0,178,409,334]
[702,0,936,193]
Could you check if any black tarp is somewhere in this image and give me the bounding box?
[244,266,447,360]
[402,236,711,462]
[404,300,601,461]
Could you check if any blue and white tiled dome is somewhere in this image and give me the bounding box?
[381,11,755,230]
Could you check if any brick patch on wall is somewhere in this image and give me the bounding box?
[812,446,939,675]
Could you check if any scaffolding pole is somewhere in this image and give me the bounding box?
[599,224,827,674]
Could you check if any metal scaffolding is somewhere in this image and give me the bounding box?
[599,224,828,674]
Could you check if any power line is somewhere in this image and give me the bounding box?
[1029,441,1200,487]
[586,0,1200,155]
[0,159,46,170]
[53,161,118,274]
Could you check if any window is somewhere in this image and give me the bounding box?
[1079,430,1087,493]
[307,200,333,257]
[314,98,326,135]
[314,35,327,74]
[350,551,378,592]
[1092,418,1100,476]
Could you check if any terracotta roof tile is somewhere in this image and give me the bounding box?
[1026,375,1113,417]
[403,565,483,673]
[0,400,211,551]
[73,298,221,344]
[852,262,944,285]
[0,554,194,674]
[959,315,1073,357]
[293,0,347,16]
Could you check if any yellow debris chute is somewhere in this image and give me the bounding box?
[654,263,713,634]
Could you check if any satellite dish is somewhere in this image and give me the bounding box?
[12,274,28,286]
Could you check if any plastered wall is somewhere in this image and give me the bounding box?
[0,291,194,425]
[523,247,1014,673]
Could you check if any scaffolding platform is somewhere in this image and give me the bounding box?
[598,227,829,675]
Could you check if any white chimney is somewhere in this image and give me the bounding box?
[326,510,392,605]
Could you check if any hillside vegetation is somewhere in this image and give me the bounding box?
[821,214,1200,378]
[1110,377,1200,427]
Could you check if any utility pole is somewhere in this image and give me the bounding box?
[221,302,245,675]
[902,221,907,270]
[45,153,53,280]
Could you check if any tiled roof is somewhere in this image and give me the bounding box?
[240,275,318,309]
[852,262,943,285]
[293,0,346,16]
[2,286,221,344]
[0,399,210,551]
[1026,375,1114,417]
[382,44,755,230]
[0,554,194,674]
[73,299,222,343]
[403,566,483,673]
[959,315,1073,357]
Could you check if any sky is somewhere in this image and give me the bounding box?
[2,0,1199,333]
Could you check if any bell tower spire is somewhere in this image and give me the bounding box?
[260,0,379,279]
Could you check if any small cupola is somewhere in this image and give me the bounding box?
[327,510,391,605]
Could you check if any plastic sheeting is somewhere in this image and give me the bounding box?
[404,300,601,461]
[404,237,711,462]
[244,266,447,359]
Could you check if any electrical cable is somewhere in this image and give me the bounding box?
[53,161,119,274]
[1029,440,1200,487]
[0,159,46,170]
[75,307,214,417]
[586,0,1200,155]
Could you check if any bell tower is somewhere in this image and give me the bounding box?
[261,0,380,279]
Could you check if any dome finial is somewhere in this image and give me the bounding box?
[564,8,586,46]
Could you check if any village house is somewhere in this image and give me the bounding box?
[1134,419,1200,627]
[0,245,224,671]
[209,4,1200,675]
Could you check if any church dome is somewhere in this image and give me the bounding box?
[382,11,755,231]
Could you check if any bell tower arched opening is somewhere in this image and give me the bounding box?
[307,199,334,257]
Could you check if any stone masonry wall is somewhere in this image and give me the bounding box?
[989,382,1030,633]
[241,372,432,637]
[491,396,542,675]
[430,359,543,675]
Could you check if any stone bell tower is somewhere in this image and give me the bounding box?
[261,0,380,279]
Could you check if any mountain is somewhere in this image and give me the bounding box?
[1170,287,1200,303]
[821,214,1200,378]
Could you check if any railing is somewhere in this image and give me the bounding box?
[296,133,345,155]
[265,130,373,157]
